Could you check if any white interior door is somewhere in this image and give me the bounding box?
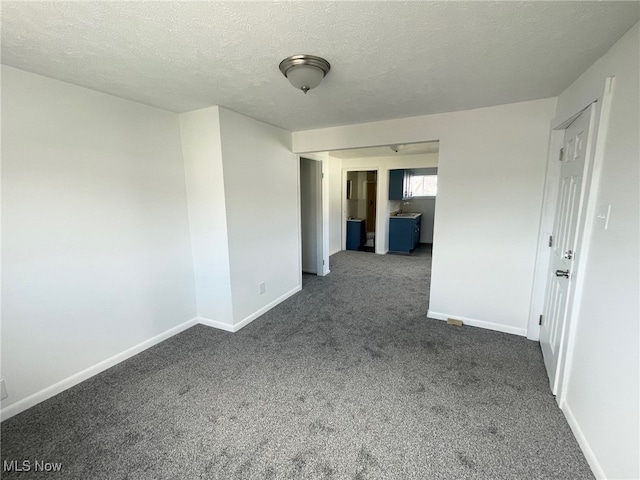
[540,105,594,394]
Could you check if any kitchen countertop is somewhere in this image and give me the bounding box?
[390,212,422,219]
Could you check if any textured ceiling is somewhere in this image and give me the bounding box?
[2,1,638,131]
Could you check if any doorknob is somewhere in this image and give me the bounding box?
[555,269,570,278]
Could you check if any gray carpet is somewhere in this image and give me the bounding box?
[1,245,593,479]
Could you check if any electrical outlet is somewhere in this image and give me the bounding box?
[259,282,266,294]
[1,379,8,400]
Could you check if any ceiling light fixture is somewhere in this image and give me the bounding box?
[279,54,331,94]
[390,144,405,153]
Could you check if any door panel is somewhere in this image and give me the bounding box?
[540,105,593,394]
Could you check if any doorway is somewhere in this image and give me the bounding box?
[300,157,323,275]
[346,170,377,252]
[533,77,614,406]
[540,104,596,394]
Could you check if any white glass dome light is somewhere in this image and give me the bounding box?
[279,55,331,94]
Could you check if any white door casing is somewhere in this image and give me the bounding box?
[540,105,595,394]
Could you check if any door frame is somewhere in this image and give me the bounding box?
[528,77,616,404]
[297,153,330,277]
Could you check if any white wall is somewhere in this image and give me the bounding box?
[554,23,639,480]
[218,107,300,326]
[293,99,557,336]
[1,66,197,417]
[179,107,234,326]
[179,106,300,330]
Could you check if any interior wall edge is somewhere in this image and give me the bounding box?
[197,317,236,333]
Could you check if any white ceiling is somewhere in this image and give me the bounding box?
[2,2,638,132]
[330,141,440,159]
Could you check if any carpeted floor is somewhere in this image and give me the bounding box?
[1,245,593,479]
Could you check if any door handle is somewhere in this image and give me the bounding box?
[555,269,570,278]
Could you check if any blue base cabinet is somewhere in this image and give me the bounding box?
[346,219,366,250]
[389,216,421,253]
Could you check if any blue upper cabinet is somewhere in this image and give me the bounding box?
[388,169,413,200]
[389,169,404,200]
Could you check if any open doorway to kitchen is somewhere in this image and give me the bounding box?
[388,166,438,254]
[331,142,439,256]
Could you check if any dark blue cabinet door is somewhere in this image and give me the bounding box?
[389,218,414,253]
[390,217,421,253]
[346,220,365,250]
[389,170,405,200]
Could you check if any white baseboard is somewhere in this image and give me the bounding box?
[198,285,302,334]
[0,317,199,422]
[426,310,527,337]
[561,400,605,479]
[329,248,341,256]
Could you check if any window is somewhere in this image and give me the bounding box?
[410,174,438,197]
